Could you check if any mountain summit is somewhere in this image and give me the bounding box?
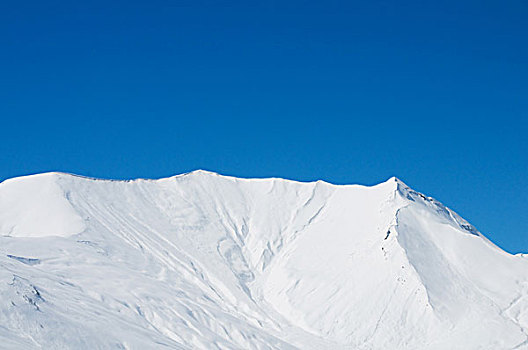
[0,172,527,349]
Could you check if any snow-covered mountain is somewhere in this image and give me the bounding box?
[0,171,527,349]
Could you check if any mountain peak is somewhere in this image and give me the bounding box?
[0,170,526,349]
[185,169,221,177]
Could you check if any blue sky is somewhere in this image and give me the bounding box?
[1,1,527,253]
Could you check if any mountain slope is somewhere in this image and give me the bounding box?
[0,171,527,349]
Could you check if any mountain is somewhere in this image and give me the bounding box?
[0,171,527,349]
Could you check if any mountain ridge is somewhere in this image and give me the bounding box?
[1,170,404,188]
[0,171,527,349]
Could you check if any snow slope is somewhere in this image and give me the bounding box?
[0,171,527,349]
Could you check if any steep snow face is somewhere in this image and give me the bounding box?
[0,171,527,349]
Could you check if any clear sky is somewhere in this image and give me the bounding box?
[1,1,527,253]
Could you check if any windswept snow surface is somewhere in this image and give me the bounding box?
[0,171,527,349]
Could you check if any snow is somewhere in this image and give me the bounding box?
[0,170,527,349]
[0,173,85,238]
